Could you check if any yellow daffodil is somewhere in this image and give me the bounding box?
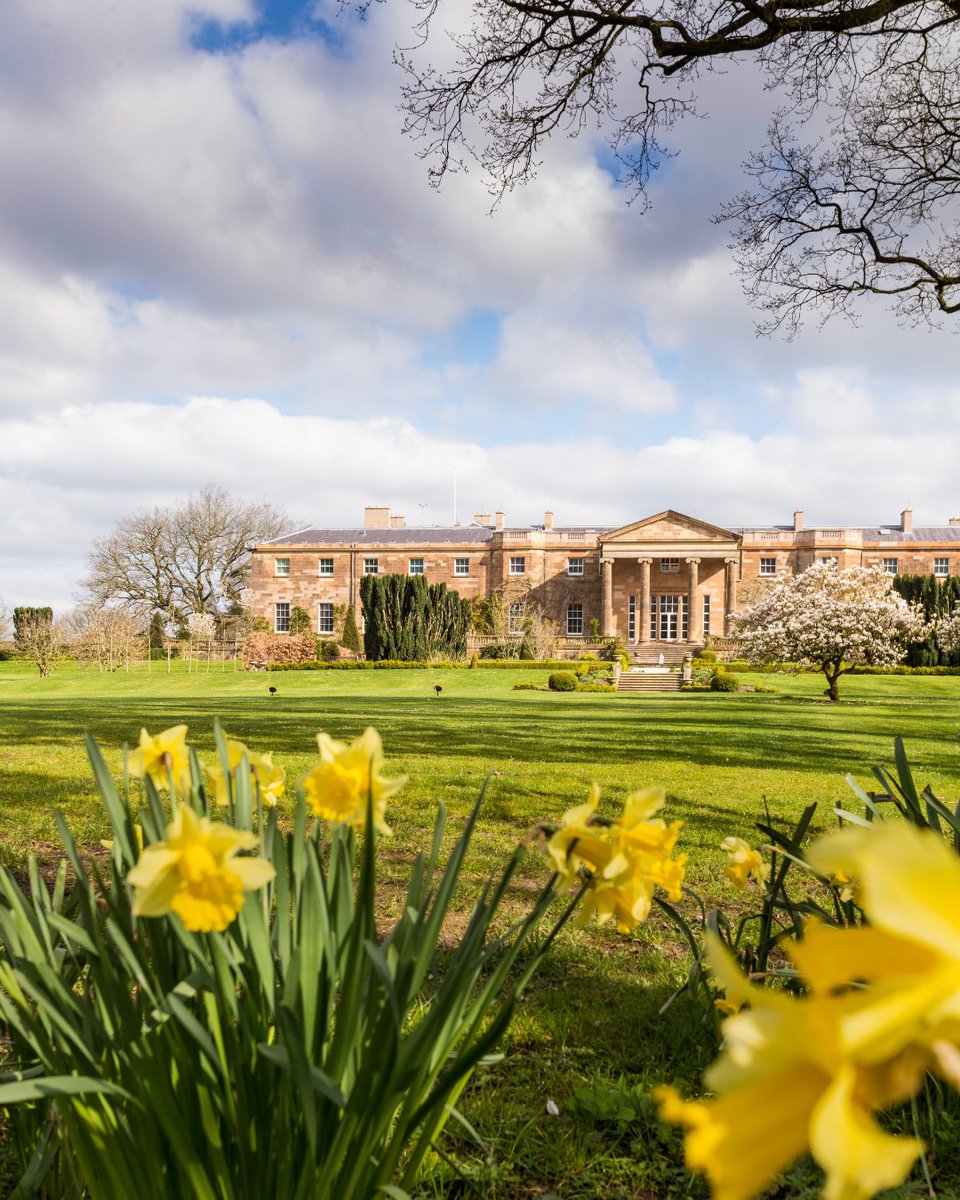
[721,836,770,890]
[300,727,405,834]
[659,822,960,1200]
[127,803,275,933]
[128,725,191,793]
[205,735,286,807]
[656,936,925,1200]
[100,824,144,853]
[546,785,685,932]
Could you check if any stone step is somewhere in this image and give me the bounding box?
[616,673,682,693]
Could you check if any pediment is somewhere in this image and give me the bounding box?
[601,510,740,553]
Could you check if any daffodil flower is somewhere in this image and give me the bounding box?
[127,803,275,933]
[659,821,960,1200]
[205,735,286,807]
[721,836,770,890]
[301,728,405,834]
[128,725,191,793]
[547,785,686,932]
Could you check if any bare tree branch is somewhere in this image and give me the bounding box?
[398,0,960,327]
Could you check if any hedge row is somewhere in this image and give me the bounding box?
[695,658,960,677]
[265,659,612,673]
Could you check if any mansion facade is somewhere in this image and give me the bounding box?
[247,505,960,648]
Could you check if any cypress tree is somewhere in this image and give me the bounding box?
[342,604,361,653]
[358,574,472,661]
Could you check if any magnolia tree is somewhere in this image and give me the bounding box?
[937,609,960,655]
[733,561,927,701]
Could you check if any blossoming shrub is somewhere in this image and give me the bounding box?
[0,726,588,1199]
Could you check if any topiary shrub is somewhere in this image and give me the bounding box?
[710,670,740,692]
[319,639,340,661]
[697,649,718,664]
[548,671,578,692]
[468,651,480,668]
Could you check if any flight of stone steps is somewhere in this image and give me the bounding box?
[616,670,683,693]
[615,643,699,693]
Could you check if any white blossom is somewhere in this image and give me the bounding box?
[937,609,960,654]
[733,561,927,700]
[186,611,217,642]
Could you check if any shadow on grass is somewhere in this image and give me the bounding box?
[2,695,952,778]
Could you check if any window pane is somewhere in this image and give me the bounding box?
[363,558,378,575]
[660,558,679,573]
[759,557,776,576]
[509,556,525,575]
[883,558,899,574]
[319,558,334,575]
[567,557,584,576]
[409,557,424,575]
[454,557,469,575]
[275,602,290,633]
[935,557,949,576]
[275,558,290,576]
[317,603,334,634]
[566,603,583,635]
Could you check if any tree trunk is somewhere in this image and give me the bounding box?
[823,663,842,701]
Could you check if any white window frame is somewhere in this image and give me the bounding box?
[275,557,290,577]
[274,602,290,634]
[454,556,470,576]
[318,557,334,576]
[882,557,899,575]
[508,601,525,633]
[317,603,334,634]
[408,557,424,576]
[759,557,776,576]
[363,557,379,576]
[566,603,583,635]
[509,556,526,576]
[935,557,950,577]
[567,557,584,576]
[702,593,711,636]
[659,557,679,573]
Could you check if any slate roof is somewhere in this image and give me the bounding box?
[264,525,496,547]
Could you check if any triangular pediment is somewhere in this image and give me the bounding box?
[601,510,740,552]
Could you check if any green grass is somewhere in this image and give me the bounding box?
[2,658,960,1198]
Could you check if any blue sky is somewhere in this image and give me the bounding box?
[0,0,956,611]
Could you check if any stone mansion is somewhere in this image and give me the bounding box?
[247,505,960,648]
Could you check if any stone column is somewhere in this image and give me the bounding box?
[601,558,614,637]
[686,557,701,643]
[638,557,652,644]
[724,557,739,635]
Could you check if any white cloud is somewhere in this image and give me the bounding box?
[2,396,957,611]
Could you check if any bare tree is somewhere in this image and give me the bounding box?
[63,604,146,672]
[399,0,960,330]
[0,596,8,642]
[84,486,289,627]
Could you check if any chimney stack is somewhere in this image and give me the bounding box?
[495,510,505,532]
[473,512,491,526]
[544,509,554,531]
[364,506,390,529]
[901,508,913,533]
[793,509,804,533]
[950,517,960,527]
[389,515,406,529]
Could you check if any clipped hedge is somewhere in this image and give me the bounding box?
[264,658,606,673]
[548,671,578,692]
[575,681,617,693]
[710,671,740,692]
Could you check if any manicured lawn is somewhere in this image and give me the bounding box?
[2,659,959,1197]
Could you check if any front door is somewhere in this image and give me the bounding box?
[651,594,688,640]
[659,594,678,640]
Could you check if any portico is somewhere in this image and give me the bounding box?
[599,511,741,645]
